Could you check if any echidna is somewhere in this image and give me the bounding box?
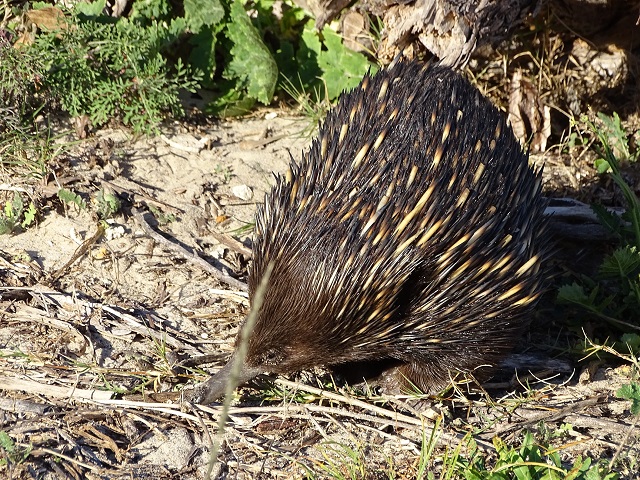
[190,59,549,404]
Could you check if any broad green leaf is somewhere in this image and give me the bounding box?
[317,26,376,100]
[184,0,225,33]
[189,25,219,84]
[600,246,640,278]
[225,0,277,105]
[618,333,640,350]
[74,0,106,16]
[22,203,37,228]
[557,283,590,305]
[616,383,640,415]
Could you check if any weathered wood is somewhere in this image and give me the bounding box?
[374,0,539,65]
[294,0,540,66]
[545,197,625,242]
[298,0,639,67]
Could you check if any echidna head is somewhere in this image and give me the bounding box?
[188,235,419,404]
[188,257,354,404]
[242,258,353,374]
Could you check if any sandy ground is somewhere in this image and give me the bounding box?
[1,109,638,479]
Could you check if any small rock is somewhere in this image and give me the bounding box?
[105,224,126,241]
[231,184,253,201]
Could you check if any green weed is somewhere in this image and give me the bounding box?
[0,431,31,467]
[0,125,64,234]
[93,189,121,220]
[57,188,86,212]
[460,431,618,480]
[592,113,639,171]
[5,0,376,126]
[30,9,200,134]
[415,416,444,479]
[280,75,331,136]
[315,441,367,480]
[0,192,36,235]
[0,37,47,131]
[148,205,176,225]
[616,382,640,416]
[0,127,56,181]
[214,164,234,184]
[557,114,640,355]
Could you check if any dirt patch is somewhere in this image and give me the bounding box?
[1,108,638,478]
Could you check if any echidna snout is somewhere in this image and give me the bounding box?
[189,59,549,404]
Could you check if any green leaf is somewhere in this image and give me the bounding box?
[225,0,278,105]
[21,203,37,228]
[557,283,590,306]
[0,430,30,464]
[295,23,323,88]
[58,188,86,210]
[189,25,220,84]
[594,158,611,174]
[184,0,225,33]
[600,246,640,278]
[317,26,377,100]
[73,0,106,17]
[618,333,640,351]
[10,192,23,219]
[591,203,622,235]
[597,112,631,161]
[95,189,121,219]
[616,383,640,415]
[0,431,15,454]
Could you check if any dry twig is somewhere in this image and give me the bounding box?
[132,208,247,291]
[46,223,105,285]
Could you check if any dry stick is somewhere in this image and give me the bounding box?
[209,404,423,430]
[46,223,105,285]
[31,448,102,472]
[274,378,426,426]
[132,208,247,292]
[82,397,426,438]
[56,395,493,454]
[91,398,401,431]
[11,304,86,351]
[101,178,184,214]
[24,286,197,352]
[0,398,48,415]
[237,133,287,150]
[106,178,247,257]
[0,375,114,401]
[609,413,639,472]
[273,378,492,451]
[490,396,607,437]
[160,133,210,154]
[99,304,196,351]
[564,412,639,432]
[304,408,331,441]
[209,231,253,258]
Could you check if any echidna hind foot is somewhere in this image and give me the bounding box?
[335,356,501,395]
[376,361,490,395]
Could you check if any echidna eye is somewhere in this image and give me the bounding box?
[259,349,282,366]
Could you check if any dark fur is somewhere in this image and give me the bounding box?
[243,60,549,393]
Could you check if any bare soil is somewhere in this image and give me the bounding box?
[1,106,639,479]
